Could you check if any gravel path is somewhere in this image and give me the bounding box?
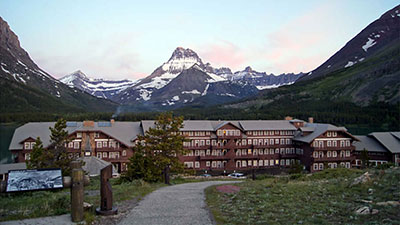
[118,181,241,225]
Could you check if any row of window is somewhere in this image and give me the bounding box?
[183,138,293,147]
[236,159,297,167]
[235,148,302,156]
[67,141,80,149]
[312,140,351,148]
[313,162,351,170]
[355,159,388,166]
[313,150,351,158]
[217,129,241,136]
[326,131,338,137]
[24,142,35,150]
[96,140,120,149]
[248,130,294,136]
[181,131,211,136]
[96,150,127,159]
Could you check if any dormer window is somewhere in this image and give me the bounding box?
[77,132,82,138]
[94,132,99,138]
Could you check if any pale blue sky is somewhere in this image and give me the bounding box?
[0,0,398,80]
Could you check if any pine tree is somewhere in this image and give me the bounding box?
[26,137,45,169]
[122,112,187,183]
[26,118,74,175]
[361,148,370,169]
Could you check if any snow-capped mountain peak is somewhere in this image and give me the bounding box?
[162,47,204,73]
[59,70,137,99]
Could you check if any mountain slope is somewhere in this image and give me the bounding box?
[111,47,301,111]
[300,5,400,81]
[0,16,117,113]
[60,70,137,99]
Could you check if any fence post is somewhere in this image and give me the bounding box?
[71,161,84,222]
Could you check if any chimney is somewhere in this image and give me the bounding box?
[83,120,94,127]
[110,119,115,126]
[308,117,314,124]
[285,116,293,121]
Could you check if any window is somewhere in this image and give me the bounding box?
[94,132,99,138]
[77,132,82,138]
[327,141,331,147]
[253,160,258,166]
[333,140,337,147]
[264,160,269,166]
[68,142,73,148]
[242,149,247,155]
[313,163,318,171]
[206,161,210,167]
[195,150,199,156]
[286,159,290,166]
[236,161,241,168]
[259,160,263,166]
[259,149,263,155]
[270,139,274,145]
[332,151,337,157]
[327,132,331,137]
[103,141,107,148]
[74,142,80,149]
[242,160,247,167]
[346,140,350,147]
[345,150,350,157]
[184,162,194,168]
[270,149,274,154]
[248,149,252,155]
[313,151,319,158]
[319,163,324,170]
[24,142,31,150]
[333,132,337,137]
[280,139,285,145]
[195,161,200,168]
[248,160,252,166]
[327,151,331,157]
[25,153,30,160]
[122,150,127,156]
[97,152,102,158]
[270,159,274,166]
[280,160,285,166]
[248,139,252,145]
[96,141,102,148]
[103,152,107,158]
[345,162,350,168]
[206,140,210,145]
[211,161,217,168]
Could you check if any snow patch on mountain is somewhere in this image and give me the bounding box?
[182,90,201,95]
[362,37,377,52]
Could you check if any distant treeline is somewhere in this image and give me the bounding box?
[1,101,398,133]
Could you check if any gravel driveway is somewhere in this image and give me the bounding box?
[118,181,241,225]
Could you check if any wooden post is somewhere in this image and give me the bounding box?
[164,165,170,185]
[96,165,117,215]
[70,161,84,222]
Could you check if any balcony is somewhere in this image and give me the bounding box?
[312,146,354,151]
[313,156,355,162]
[279,154,298,159]
[199,155,229,160]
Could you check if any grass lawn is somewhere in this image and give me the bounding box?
[0,174,233,222]
[0,176,165,222]
[206,168,400,225]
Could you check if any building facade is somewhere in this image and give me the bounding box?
[9,118,376,174]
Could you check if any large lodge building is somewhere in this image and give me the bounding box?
[8,118,400,174]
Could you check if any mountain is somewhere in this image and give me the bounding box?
[231,66,303,90]
[300,5,400,81]
[0,16,117,113]
[106,47,300,111]
[173,5,400,131]
[60,70,138,99]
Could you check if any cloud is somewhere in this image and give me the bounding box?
[198,40,248,71]
[261,1,344,73]
[32,32,144,80]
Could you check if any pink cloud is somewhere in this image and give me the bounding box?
[198,41,247,70]
[261,1,344,73]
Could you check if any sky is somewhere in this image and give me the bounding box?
[0,0,398,80]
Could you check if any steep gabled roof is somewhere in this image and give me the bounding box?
[9,122,142,150]
[369,132,400,153]
[213,121,243,131]
[239,120,296,131]
[293,123,356,143]
[353,135,388,153]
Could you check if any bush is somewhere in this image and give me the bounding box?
[376,162,395,170]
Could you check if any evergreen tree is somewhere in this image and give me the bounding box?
[26,118,74,175]
[122,112,187,183]
[27,137,45,169]
[361,148,370,169]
